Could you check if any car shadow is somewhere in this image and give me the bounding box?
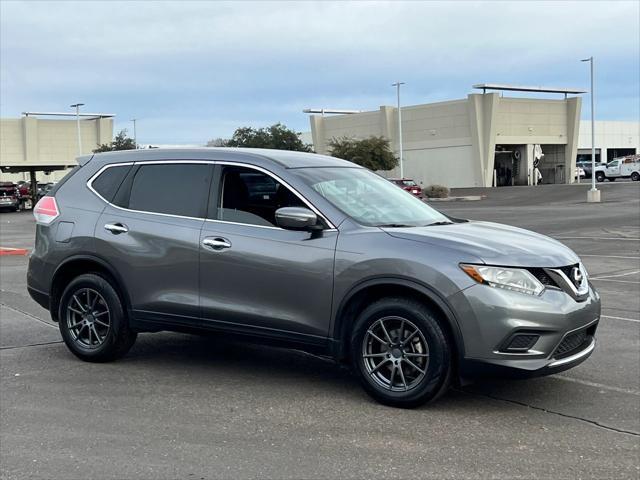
[110,331,588,411]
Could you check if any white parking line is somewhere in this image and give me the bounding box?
[591,278,640,284]
[554,236,640,241]
[580,254,640,260]
[591,270,640,280]
[601,315,640,324]
[555,375,640,396]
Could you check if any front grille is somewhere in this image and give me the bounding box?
[529,268,558,287]
[553,328,592,359]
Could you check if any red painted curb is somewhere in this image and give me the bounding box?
[0,248,29,256]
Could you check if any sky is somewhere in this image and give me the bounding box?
[1,0,638,145]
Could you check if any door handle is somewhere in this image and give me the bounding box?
[104,223,129,234]
[202,237,232,251]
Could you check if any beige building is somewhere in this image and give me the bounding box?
[310,85,585,188]
[0,113,114,183]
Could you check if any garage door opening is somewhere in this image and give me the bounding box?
[538,144,566,184]
[493,145,528,186]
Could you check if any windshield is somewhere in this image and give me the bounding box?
[292,167,449,227]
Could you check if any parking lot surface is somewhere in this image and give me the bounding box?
[1,182,639,479]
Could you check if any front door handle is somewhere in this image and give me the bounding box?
[202,237,232,251]
[104,223,129,234]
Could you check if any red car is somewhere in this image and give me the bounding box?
[389,178,422,197]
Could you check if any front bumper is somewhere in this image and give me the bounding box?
[449,281,601,380]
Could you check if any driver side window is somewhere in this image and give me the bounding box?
[217,166,305,227]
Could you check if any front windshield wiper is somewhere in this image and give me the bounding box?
[423,221,455,226]
[376,223,414,228]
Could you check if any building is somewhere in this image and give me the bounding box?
[0,113,114,184]
[577,121,639,165]
[309,85,592,188]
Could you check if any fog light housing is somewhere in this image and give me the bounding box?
[502,334,540,353]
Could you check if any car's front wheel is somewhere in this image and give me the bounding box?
[58,273,137,362]
[350,297,452,408]
[631,172,639,182]
[595,172,605,182]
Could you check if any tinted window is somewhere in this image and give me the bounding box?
[128,163,211,218]
[92,165,132,202]
[217,166,305,227]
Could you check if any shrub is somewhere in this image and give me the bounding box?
[424,185,449,198]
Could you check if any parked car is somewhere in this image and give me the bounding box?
[389,178,423,197]
[594,155,640,182]
[28,149,600,407]
[36,182,56,200]
[576,160,602,179]
[575,167,586,179]
[0,182,21,211]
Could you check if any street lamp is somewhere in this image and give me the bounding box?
[70,103,84,156]
[581,57,600,202]
[131,118,137,148]
[392,82,405,178]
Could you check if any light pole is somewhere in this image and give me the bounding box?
[131,118,137,148]
[392,82,405,178]
[581,57,600,202]
[70,103,84,155]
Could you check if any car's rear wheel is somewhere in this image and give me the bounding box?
[595,172,605,182]
[631,172,639,182]
[350,297,452,408]
[58,273,137,362]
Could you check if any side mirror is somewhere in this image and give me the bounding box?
[275,207,321,231]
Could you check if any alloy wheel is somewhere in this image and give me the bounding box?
[66,288,111,349]
[361,316,429,392]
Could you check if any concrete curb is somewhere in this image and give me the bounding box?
[424,195,484,202]
[0,247,29,256]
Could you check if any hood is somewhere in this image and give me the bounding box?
[383,221,579,268]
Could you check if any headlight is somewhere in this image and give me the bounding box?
[460,264,545,296]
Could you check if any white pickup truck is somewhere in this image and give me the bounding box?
[594,155,640,182]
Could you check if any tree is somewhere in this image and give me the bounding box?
[327,136,398,171]
[224,123,312,151]
[206,137,228,147]
[94,129,136,153]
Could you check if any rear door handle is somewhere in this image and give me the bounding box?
[202,237,232,251]
[104,223,129,234]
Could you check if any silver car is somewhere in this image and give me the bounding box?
[27,148,600,407]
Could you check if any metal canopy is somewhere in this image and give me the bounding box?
[303,108,362,115]
[473,84,586,95]
[22,111,115,118]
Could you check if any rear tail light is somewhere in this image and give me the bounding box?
[33,196,59,224]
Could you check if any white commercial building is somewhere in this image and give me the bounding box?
[309,85,637,188]
[577,121,639,165]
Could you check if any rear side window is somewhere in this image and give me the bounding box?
[92,165,133,202]
[127,163,212,218]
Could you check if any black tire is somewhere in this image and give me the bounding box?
[350,297,452,408]
[595,172,605,183]
[58,273,137,362]
[631,172,639,182]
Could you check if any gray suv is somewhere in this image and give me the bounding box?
[28,149,600,407]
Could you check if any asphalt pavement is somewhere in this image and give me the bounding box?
[1,182,639,479]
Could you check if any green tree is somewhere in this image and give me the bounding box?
[94,129,136,153]
[224,123,312,151]
[327,136,398,171]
